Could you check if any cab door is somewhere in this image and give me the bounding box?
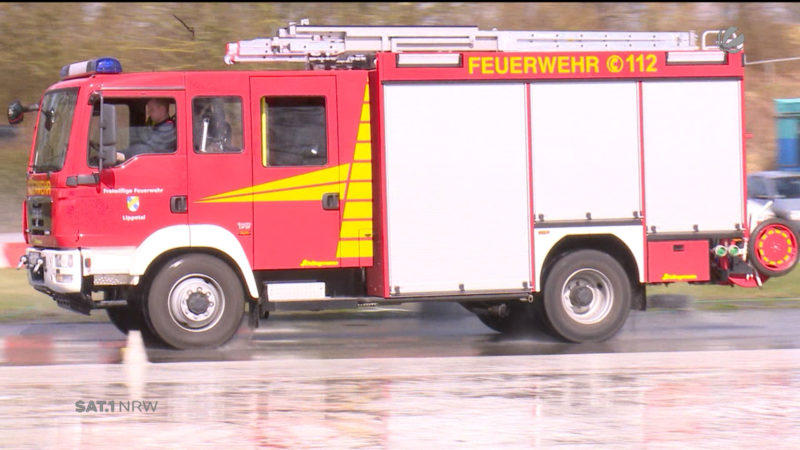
[249,75,341,270]
[186,89,253,266]
[78,91,188,248]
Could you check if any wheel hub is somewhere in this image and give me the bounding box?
[186,290,211,315]
[561,269,614,325]
[168,275,225,332]
[569,285,594,309]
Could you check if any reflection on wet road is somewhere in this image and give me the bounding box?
[1,305,800,447]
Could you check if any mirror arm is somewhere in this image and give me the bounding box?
[98,95,105,173]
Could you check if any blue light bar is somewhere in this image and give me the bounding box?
[60,57,122,79]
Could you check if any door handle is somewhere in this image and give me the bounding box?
[322,193,339,210]
[170,195,188,213]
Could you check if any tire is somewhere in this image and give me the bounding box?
[542,250,631,343]
[144,254,245,349]
[106,305,147,335]
[748,218,799,277]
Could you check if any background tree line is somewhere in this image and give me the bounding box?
[1,2,799,230]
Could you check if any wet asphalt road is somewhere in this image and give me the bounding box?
[2,299,800,365]
[0,300,799,447]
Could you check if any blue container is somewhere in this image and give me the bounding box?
[775,98,800,170]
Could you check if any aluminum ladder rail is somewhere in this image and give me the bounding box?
[224,19,700,65]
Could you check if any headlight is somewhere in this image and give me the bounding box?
[789,211,800,221]
[54,254,74,268]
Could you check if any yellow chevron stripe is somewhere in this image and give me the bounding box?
[343,201,372,219]
[346,182,372,200]
[336,239,374,258]
[201,183,346,203]
[357,124,371,142]
[350,162,372,181]
[361,103,370,122]
[200,164,347,202]
[354,142,371,161]
[340,220,372,238]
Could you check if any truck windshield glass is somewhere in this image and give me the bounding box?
[32,88,78,173]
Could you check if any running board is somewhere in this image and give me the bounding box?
[263,289,533,312]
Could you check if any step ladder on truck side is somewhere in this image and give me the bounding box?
[223,19,741,68]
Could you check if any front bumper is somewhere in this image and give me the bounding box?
[21,248,83,294]
[20,247,133,315]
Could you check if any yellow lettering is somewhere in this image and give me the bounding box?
[524,56,537,74]
[300,259,340,268]
[510,56,522,74]
[645,54,657,72]
[495,56,508,74]
[538,56,556,73]
[481,57,494,74]
[558,56,569,73]
[661,273,698,281]
[571,56,585,73]
[468,57,480,74]
[587,56,599,73]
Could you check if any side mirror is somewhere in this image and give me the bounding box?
[98,103,117,168]
[8,100,39,125]
[8,100,23,124]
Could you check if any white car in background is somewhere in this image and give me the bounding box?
[747,171,800,229]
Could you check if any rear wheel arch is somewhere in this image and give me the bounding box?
[540,234,641,290]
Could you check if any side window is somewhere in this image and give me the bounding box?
[192,96,243,153]
[87,97,176,167]
[261,96,327,167]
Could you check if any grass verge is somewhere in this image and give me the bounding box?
[0,268,105,322]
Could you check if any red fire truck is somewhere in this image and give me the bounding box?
[9,21,798,349]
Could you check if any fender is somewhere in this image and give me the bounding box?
[130,224,259,298]
[533,224,645,289]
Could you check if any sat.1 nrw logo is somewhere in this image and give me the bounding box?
[126,196,140,212]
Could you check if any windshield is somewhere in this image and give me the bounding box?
[31,88,79,173]
[774,176,800,198]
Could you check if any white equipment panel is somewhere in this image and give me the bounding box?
[642,80,743,233]
[383,82,532,294]
[531,81,641,221]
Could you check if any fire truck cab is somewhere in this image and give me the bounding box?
[10,22,798,349]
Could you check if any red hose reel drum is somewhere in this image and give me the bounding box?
[749,218,799,277]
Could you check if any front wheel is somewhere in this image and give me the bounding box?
[106,305,146,335]
[145,254,245,349]
[542,250,631,343]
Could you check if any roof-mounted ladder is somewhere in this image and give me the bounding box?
[224,19,702,68]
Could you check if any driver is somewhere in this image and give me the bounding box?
[118,98,176,161]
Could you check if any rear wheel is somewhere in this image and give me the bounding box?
[749,218,799,277]
[542,250,631,343]
[144,254,245,349]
